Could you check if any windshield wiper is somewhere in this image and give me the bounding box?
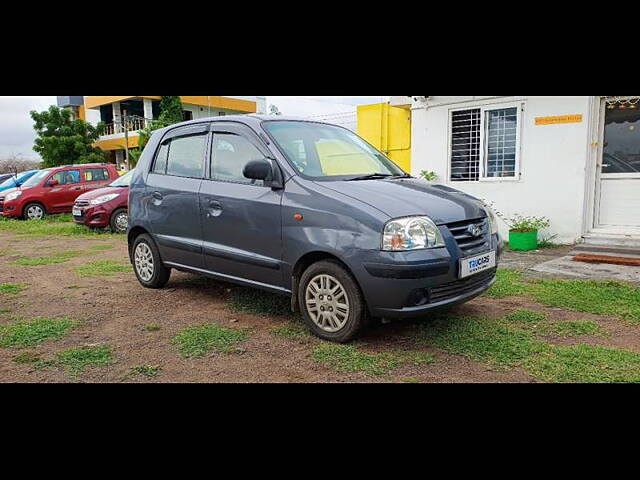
[347,173,394,181]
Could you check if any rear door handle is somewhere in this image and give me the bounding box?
[152,191,163,200]
[72,186,82,191]
[209,200,222,209]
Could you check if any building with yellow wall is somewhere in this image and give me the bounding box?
[356,99,412,172]
[57,96,265,167]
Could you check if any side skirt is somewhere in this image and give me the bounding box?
[163,261,292,296]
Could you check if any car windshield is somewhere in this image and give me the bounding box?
[0,175,18,188]
[109,169,134,187]
[20,170,51,187]
[263,121,405,179]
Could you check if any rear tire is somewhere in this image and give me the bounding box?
[132,233,171,289]
[22,202,46,220]
[109,208,128,233]
[298,260,367,343]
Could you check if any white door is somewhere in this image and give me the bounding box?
[596,98,640,232]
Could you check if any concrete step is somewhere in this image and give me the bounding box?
[572,244,640,258]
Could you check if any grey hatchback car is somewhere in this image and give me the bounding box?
[128,115,502,342]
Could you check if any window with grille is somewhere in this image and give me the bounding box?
[450,105,520,181]
[450,109,481,181]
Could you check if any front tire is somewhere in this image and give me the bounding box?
[298,260,366,342]
[23,202,45,220]
[110,208,128,233]
[132,233,171,289]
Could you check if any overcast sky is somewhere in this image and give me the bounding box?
[0,96,388,160]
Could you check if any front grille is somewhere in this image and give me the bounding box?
[74,200,90,207]
[446,217,490,256]
[429,268,496,303]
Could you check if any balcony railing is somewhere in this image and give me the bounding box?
[102,115,151,136]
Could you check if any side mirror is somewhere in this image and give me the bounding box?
[243,159,272,181]
[48,179,59,187]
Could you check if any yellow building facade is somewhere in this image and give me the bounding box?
[357,103,411,172]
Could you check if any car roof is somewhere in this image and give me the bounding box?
[161,114,334,130]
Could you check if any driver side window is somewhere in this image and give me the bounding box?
[210,133,265,186]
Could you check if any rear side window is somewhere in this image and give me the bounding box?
[84,168,109,182]
[153,134,206,178]
[210,133,265,186]
[153,143,169,174]
[51,169,81,185]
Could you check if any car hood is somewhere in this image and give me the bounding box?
[0,186,29,198]
[76,186,128,201]
[318,178,486,224]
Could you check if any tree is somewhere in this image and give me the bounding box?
[137,96,184,149]
[158,96,184,125]
[31,106,107,168]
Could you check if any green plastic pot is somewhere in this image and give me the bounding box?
[509,230,538,251]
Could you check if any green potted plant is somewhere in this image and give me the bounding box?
[505,214,550,251]
[480,200,551,252]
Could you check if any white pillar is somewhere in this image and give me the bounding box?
[112,102,122,133]
[115,149,124,168]
[143,98,153,126]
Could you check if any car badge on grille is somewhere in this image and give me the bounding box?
[467,224,482,237]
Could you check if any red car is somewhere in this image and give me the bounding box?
[73,170,132,233]
[0,163,120,221]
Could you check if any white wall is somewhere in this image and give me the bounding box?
[411,96,592,244]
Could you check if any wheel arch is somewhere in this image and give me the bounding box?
[290,250,363,313]
[127,225,150,262]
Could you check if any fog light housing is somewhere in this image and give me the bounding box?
[407,288,429,307]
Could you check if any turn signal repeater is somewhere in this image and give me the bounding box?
[294,213,303,221]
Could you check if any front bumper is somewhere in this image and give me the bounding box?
[0,199,20,217]
[73,204,111,228]
[346,233,502,319]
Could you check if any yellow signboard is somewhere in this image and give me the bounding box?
[535,114,583,126]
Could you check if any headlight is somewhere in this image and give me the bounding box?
[89,194,119,205]
[382,216,445,251]
[5,191,22,201]
[484,207,499,235]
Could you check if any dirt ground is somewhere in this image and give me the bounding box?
[1,230,639,383]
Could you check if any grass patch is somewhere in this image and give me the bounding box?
[12,351,41,364]
[524,345,640,383]
[0,283,28,295]
[130,365,161,377]
[312,343,401,376]
[416,316,548,368]
[0,215,116,238]
[0,316,76,348]
[485,269,527,298]
[88,244,115,252]
[75,260,131,277]
[531,279,640,323]
[505,309,606,338]
[229,287,293,317]
[12,250,83,266]
[271,322,310,340]
[56,345,113,374]
[145,323,160,332]
[173,323,247,358]
[312,344,436,377]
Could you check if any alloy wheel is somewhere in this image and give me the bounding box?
[134,242,154,281]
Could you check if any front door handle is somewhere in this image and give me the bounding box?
[152,191,163,200]
[207,200,223,218]
[72,186,82,191]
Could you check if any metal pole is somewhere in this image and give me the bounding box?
[123,112,130,171]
